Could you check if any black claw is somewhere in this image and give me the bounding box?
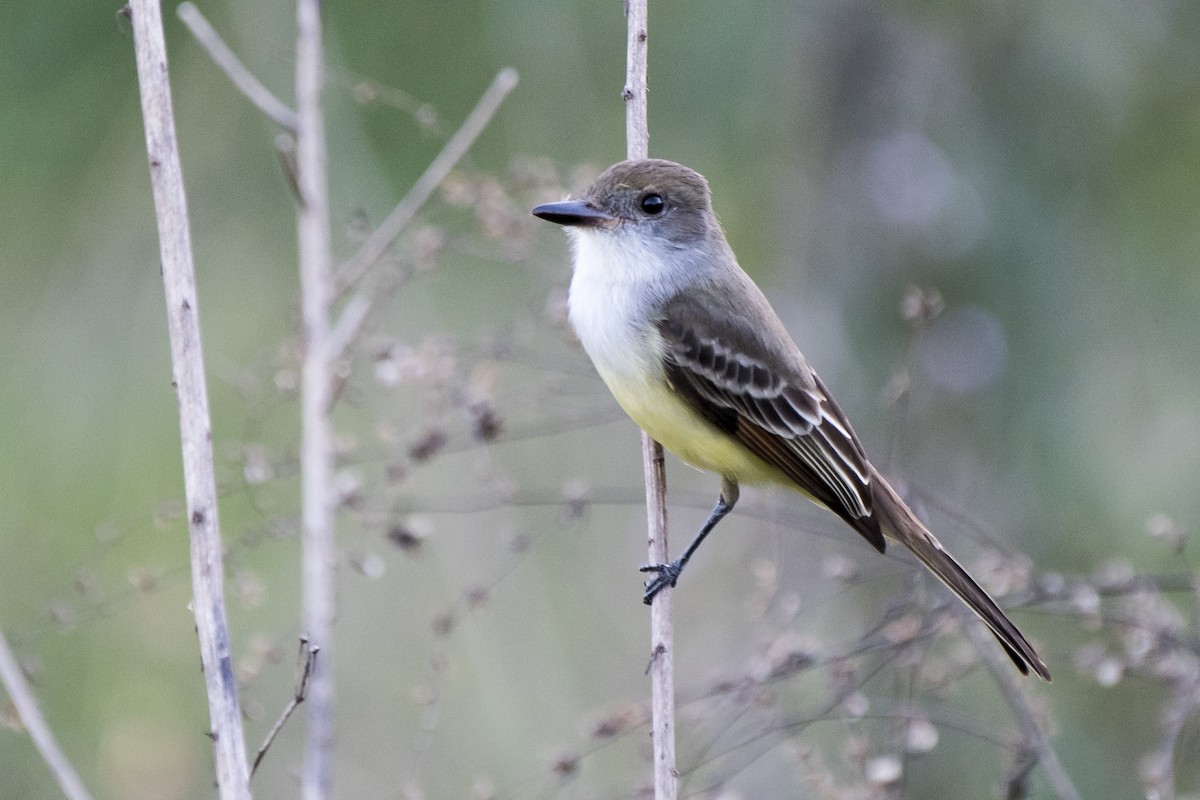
[640,561,682,604]
[635,486,738,606]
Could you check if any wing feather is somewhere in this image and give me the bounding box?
[659,316,884,552]
[656,298,1049,677]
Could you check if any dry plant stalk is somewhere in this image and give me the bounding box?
[0,628,93,800]
[127,0,252,797]
[334,68,519,293]
[623,1,678,798]
[292,0,337,798]
[176,2,297,130]
[176,4,520,793]
[252,639,320,778]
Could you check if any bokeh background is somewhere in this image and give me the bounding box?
[2,0,1200,798]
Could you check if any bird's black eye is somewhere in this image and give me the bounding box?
[640,192,665,215]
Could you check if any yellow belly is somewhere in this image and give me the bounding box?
[599,367,783,486]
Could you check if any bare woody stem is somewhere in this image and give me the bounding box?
[0,628,94,800]
[623,2,677,799]
[294,0,337,797]
[127,1,252,797]
[252,639,320,778]
[329,67,519,359]
[624,1,650,162]
[333,67,519,294]
[641,435,675,800]
[176,3,297,130]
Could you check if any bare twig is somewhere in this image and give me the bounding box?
[624,2,650,163]
[0,628,94,800]
[128,3,252,797]
[642,437,676,800]
[963,620,1081,800]
[622,2,675,798]
[333,67,519,294]
[177,2,298,131]
[275,133,302,201]
[293,0,336,797]
[251,639,320,778]
[326,292,371,362]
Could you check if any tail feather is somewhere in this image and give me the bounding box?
[868,468,1051,681]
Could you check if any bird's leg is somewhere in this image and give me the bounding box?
[641,478,740,604]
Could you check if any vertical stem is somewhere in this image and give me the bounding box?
[624,2,676,799]
[642,435,675,799]
[294,0,336,797]
[128,1,251,797]
[624,0,650,162]
[0,628,94,800]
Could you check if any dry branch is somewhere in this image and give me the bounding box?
[128,1,252,796]
[251,639,320,778]
[622,2,677,799]
[0,628,94,800]
[329,67,518,357]
[176,3,298,130]
[334,67,520,294]
[293,0,337,797]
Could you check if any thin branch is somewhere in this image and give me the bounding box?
[177,2,298,131]
[128,2,252,797]
[326,292,371,362]
[624,2,650,163]
[622,2,674,798]
[251,639,320,778]
[643,437,676,800]
[333,67,519,294]
[963,619,1081,800]
[294,0,336,797]
[0,628,94,800]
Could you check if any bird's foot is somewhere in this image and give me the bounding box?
[640,560,683,605]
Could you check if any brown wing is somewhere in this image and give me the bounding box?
[658,315,1051,678]
[658,315,886,553]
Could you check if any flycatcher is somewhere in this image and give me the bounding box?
[533,159,1049,680]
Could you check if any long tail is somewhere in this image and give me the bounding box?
[866,467,1051,681]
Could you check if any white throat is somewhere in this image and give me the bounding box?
[566,226,675,384]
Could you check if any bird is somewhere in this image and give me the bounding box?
[532,158,1049,680]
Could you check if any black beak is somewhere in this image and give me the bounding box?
[531,200,614,227]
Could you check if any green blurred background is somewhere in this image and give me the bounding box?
[2,0,1199,797]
